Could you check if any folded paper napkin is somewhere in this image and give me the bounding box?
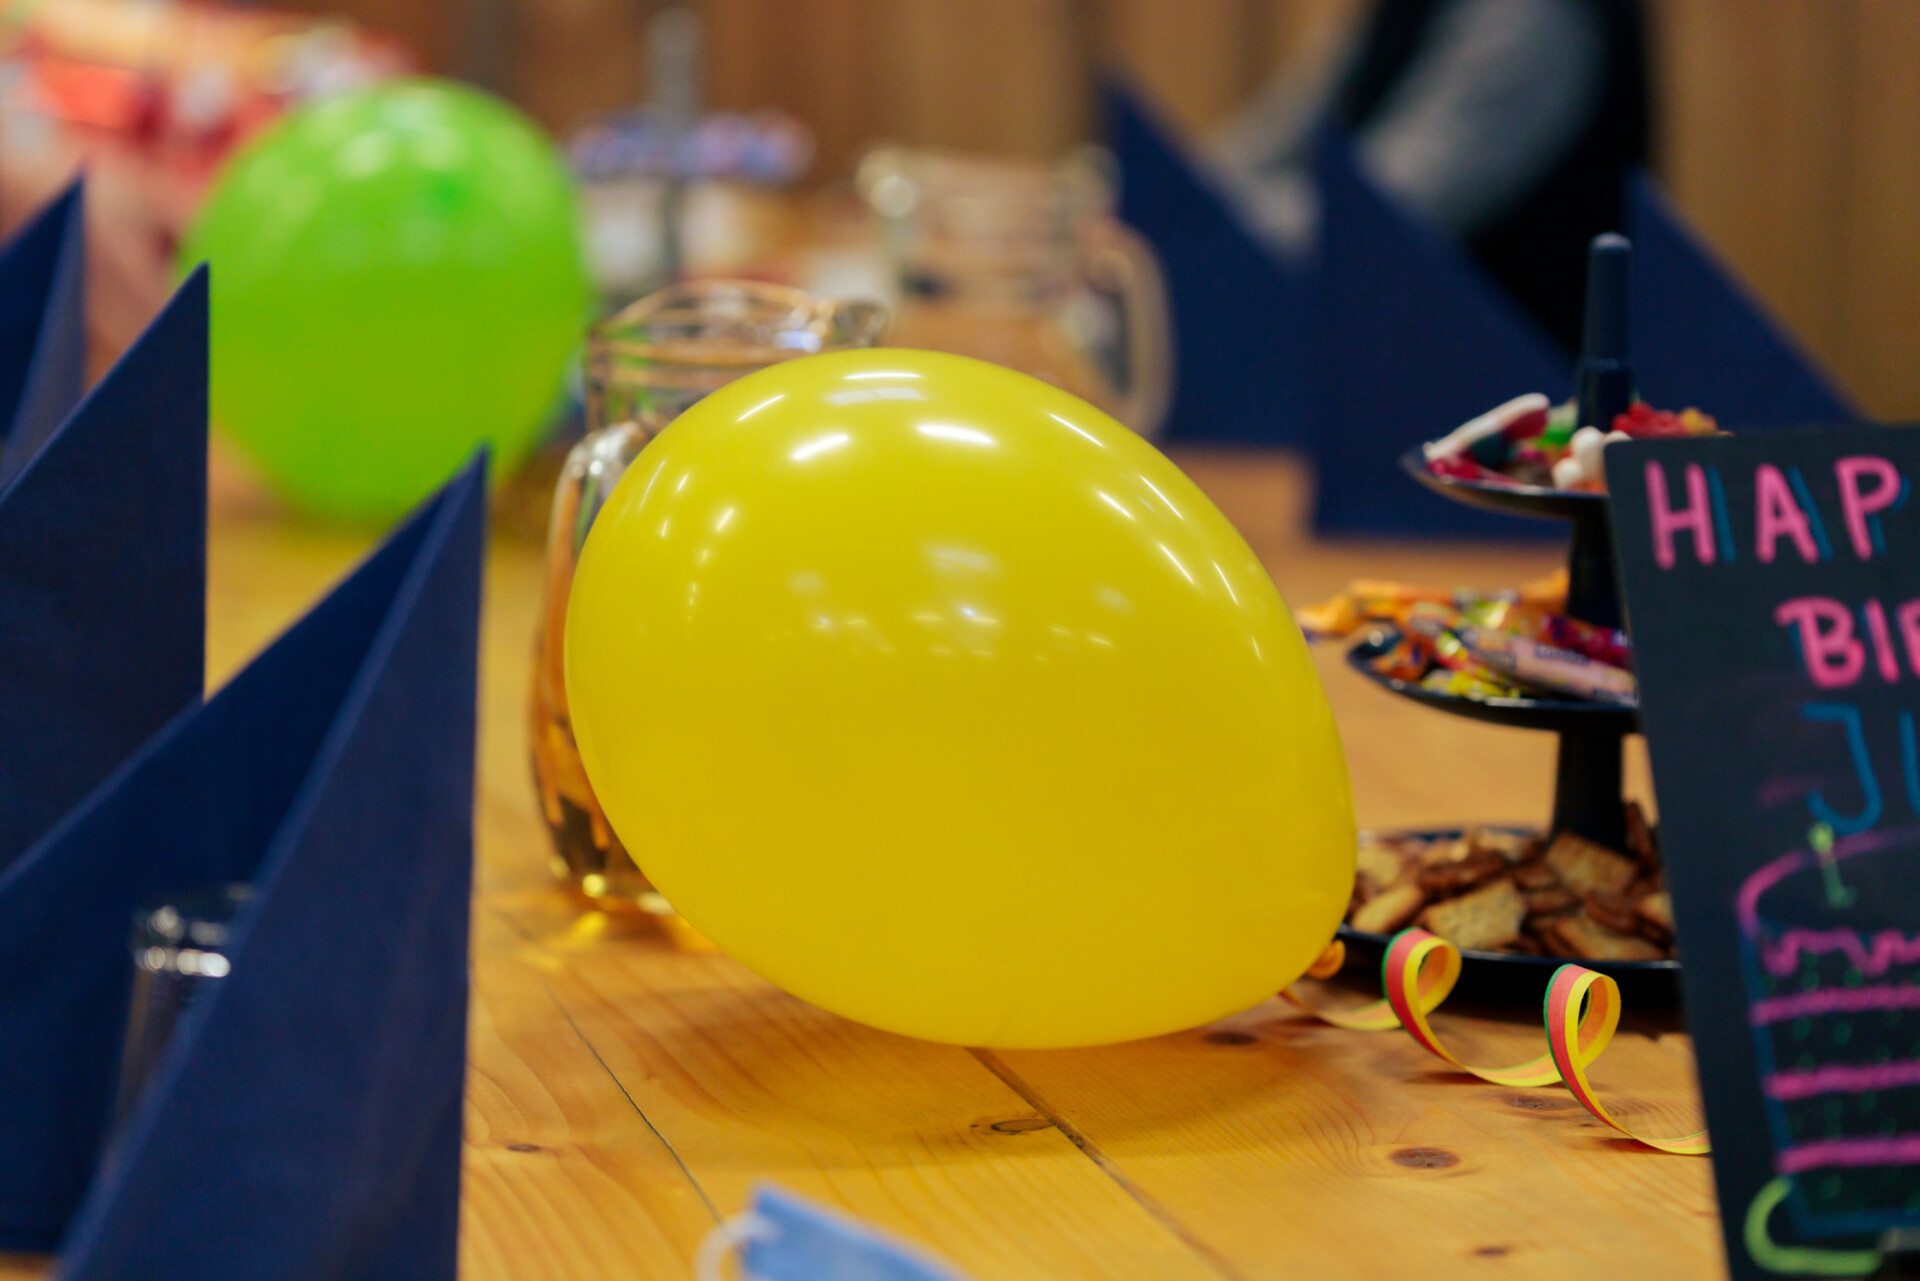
[1104,80,1308,448]
[1628,172,1858,427]
[1106,89,1859,536]
[0,187,207,871]
[1307,122,1570,537]
[0,181,85,481]
[0,455,487,1279]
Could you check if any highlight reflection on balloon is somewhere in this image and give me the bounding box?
[565,350,1354,1048]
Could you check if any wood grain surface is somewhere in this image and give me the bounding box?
[0,449,1717,1279]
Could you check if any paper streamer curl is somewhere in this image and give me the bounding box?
[1542,964,1710,1154]
[1285,928,1710,1154]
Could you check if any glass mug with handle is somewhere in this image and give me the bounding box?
[531,281,888,911]
[856,144,1172,439]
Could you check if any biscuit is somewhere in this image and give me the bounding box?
[1417,878,1526,952]
[1544,831,1639,896]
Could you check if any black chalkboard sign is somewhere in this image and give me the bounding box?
[1608,426,1920,1279]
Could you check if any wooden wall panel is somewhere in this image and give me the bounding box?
[281,0,463,72]
[1094,0,1266,133]
[507,0,653,132]
[1252,0,1368,94]
[1643,0,1854,406]
[886,0,1092,157]
[1838,1,1920,419]
[698,0,892,177]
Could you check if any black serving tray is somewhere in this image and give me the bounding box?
[1337,826,1680,1007]
[1346,628,1639,734]
[1400,447,1608,522]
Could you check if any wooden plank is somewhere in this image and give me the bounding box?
[989,997,1717,1279]
[490,891,1223,1281]
[460,911,717,1279]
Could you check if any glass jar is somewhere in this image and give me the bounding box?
[856,144,1172,438]
[531,281,888,911]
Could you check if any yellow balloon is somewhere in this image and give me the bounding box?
[565,350,1354,1047]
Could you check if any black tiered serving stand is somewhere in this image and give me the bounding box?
[1333,234,1680,1001]
[1337,463,1679,999]
[1392,451,1631,852]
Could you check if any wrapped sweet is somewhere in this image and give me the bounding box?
[1422,392,1719,494]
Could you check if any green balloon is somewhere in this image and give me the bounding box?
[184,79,591,522]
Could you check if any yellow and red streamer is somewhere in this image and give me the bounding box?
[1286,928,1710,1154]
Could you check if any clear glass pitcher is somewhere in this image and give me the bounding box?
[531,281,888,910]
[856,144,1172,438]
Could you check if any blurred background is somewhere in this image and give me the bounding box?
[2,0,1914,420]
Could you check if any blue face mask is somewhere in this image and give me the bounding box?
[699,1184,971,1281]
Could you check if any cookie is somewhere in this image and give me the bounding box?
[1544,831,1639,896]
[1637,889,1675,939]
[1545,913,1666,962]
[1356,838,1417,893]
[1417,878,1526,952]
[1467,827,1537,865]
[1417,848,1506,895]
[1512,861,1561,891]
[1585,889,1642,935]
[1351,881,1427,935]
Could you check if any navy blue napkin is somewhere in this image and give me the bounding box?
[1308,123,1569,537]
[1628,173,1858,428]
[0,180,86,483]
[1104,80,1308,447]
[0,253,206,872]
[0,455,485,1278]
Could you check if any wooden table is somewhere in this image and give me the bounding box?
[3,449,1720,1280]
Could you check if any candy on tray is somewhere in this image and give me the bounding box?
[1421,393,1551,465]
[1422,393,1720,493]
[1297,569,1567,641]
[1302,569,1636,707]
[1364,633,1431,683]
[1447,624,1639,706]
[1418,668,1522,700]
[1346,804,1675,961]
[1457,598,1633,669]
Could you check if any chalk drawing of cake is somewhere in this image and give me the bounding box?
[1740,824,1920,1240]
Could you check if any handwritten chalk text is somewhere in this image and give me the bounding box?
[1645,456,1907,569]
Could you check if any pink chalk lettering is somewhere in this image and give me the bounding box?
[1865,599,1901,682]
[1645,460,1715,568]
[1900,600,1920,679]
[1755,463,1822,564]
[1774,597,1866,689]
[1836,455,1903,560]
